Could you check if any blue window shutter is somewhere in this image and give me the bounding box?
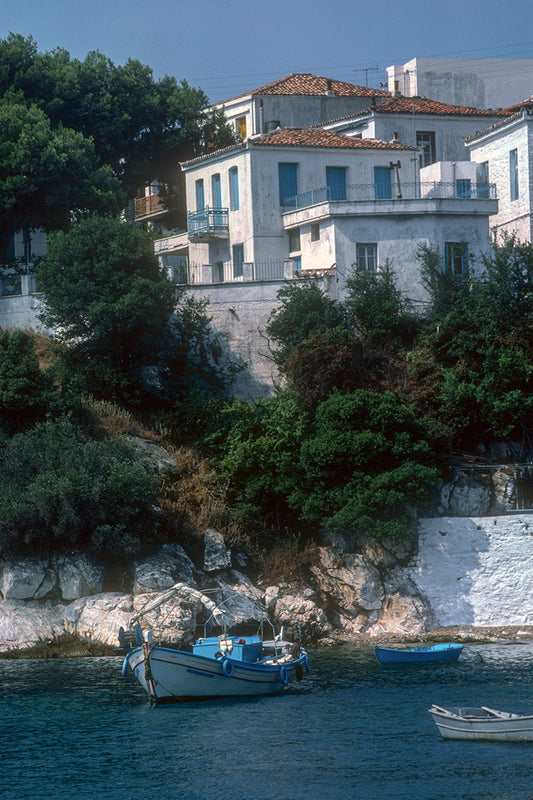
[212,173,222,207]
[326,167,346,200]
[229,167,239,210]
[195,179,205,211]
[279,163,298,206]
[374,167,392,199]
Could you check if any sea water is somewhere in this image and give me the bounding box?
[1,642,532,800]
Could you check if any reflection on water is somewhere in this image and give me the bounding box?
[1,643,532,800]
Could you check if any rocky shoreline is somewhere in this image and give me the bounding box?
[2,526,533,659]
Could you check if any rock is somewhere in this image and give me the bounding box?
[311,547,384,616]
[209,570,265,625]
[0,600,66,654]
[203,529,231,572]
[439,471,492,516]
[53,554,104,601]
[124,436,177,472]
[64,593,134,647]
[133,543,196,593]
[492,468,516,512]
[0,557,57,600]
[268,591,330,641]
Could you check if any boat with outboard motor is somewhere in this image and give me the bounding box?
[375,643,463,665]
[118,582,310,704]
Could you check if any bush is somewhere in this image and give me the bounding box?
[0,417,162,557]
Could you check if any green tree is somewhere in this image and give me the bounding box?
[0,94,121,256]
[344,261,416,348]
[36,215,179,404]
[292,390,440,538]
[266,280,346,367]
[0,417,161,557]
[0,329,56,432]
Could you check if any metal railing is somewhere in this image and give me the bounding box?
[177,260,288,285]
[188,207,229,236]
[282,181,497,210]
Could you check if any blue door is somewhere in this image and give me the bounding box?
[374,167,392,199]
[195,179,205,211]
[326,166,346,201]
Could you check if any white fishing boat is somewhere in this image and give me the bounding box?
[118,582,310,704]
[429,704,533,741]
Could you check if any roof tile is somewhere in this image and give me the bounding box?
[251,127,412,150]
[219,73,391,103]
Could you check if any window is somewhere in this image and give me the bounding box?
[374,167,392,199]
[510,149,519,201]
[235,116,247,139]
[211,173,222,207]
[311,223,320,242]
[195,179,204,211]
[232,243,244,278]
[445,242,468,275]
[456,179,471,198]
[326,166,347,201]
[279,163,298,207]
[356,243,377,272]
[229,167,239,210]
[417,131,436,167]
[289,228,301,253]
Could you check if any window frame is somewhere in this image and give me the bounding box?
[417,130,436,167]
[445,241,469,276]
[356,243,378,272]
[232,243,244,278]
[510,148,519,201]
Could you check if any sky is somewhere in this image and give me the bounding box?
[2,0,533,104]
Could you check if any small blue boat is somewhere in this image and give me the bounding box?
[375,643,463,665]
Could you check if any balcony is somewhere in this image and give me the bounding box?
[281,181,497,210]
[187,207,229,239]
[173,260,334,285]
[135,193,166,221]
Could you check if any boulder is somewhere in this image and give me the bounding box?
[209,570,265,625]
[53,554,104,601]
[311,547,384,617]
[0,557,57,600]
[203,529,231,573]
[64,593,134,647]
[132,543,196,594]
[124,436,177,472]
[0,599,66,654]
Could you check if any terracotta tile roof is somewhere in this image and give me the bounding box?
[251,127,412,150]
[316,96,513,126]
[217,73,391,104]
[503,96,533,113]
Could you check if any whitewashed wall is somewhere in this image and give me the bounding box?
[409,515,533,627]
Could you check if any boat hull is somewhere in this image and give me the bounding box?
[124,645,309,703]
[429,706,533,742]
[375,644,463,665]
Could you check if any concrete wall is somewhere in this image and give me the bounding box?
[409,514,533,626]
[387,57,533,109]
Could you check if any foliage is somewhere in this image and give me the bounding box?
[291,391,440,538]
[0,329,57,432]
[0,93,121,251]
[0,417,162,557]
[36,215,179,404]
[410,236,533,445]
[343,261,418,348]
[0,32,235,243]
[203,393,309,531]
[284,326,405,414]
[265,280,346,367]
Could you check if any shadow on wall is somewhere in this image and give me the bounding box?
[407,517,490,627]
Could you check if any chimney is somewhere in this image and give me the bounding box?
[325,79,335,96]
[393,80,402,97]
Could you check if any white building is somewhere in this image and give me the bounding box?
[207,72,390,140]
[319,95,511,165]
[466,100,533,243]
[387,57,533,110]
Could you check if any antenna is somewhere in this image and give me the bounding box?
[353,66,379,87]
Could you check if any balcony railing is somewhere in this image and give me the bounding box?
[282,181,497,210]
[187,206,229,237]
[135,193,165,219]
[176,260,295,285]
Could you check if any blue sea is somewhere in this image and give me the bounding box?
[1,642,533,800]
